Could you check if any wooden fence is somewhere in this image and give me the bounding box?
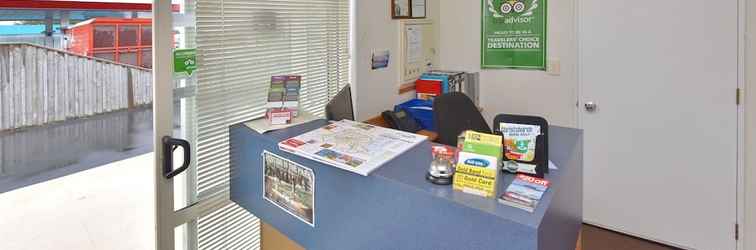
[0,34,64,50]
[0,43,152,131]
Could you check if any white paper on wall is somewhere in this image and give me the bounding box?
[406,25,423,64]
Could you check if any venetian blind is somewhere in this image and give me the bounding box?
[195,0,350,249]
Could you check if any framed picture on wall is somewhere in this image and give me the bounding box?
[392,0,427,19]
[411,0,426,18]
[392,0,411,18]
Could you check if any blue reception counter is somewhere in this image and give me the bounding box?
[230,120,583,250]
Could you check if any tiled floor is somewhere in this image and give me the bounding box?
[0,153,155,250]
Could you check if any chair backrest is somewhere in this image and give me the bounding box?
[433,92,491,146]
[493,114,549,176]
[325,85,354,121]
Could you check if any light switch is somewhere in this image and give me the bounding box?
[547,58,561,76]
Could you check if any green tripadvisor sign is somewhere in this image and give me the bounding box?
[174,48,197,77]
[481,0,547,69]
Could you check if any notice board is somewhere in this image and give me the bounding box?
[400,20,438,83]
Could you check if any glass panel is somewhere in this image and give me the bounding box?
[0,18,153,250]
[119,25,139,47]
[141,26,152,46]
[93,51,115,61]
[174,223,191,250]
[93,25,116,48]
[169,3,201,249]
[120,51,138,66]
[172,0,198,215]
[140,49,152,68]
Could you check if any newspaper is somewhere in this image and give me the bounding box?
[278,120,427,176]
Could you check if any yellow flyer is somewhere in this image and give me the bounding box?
[453,152,499,198]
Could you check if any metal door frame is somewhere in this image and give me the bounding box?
[153,1,232,249]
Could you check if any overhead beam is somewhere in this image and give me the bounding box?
[0,1,179,12]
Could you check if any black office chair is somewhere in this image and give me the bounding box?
[325,85,355,121]
[433,92,491,146]
[493,114,549,176]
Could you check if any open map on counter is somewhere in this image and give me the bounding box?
[278,120,428,176]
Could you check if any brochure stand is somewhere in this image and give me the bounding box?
[493,114,549,177]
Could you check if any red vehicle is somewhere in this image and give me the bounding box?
[66,18,152,68]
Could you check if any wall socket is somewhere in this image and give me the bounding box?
[547,58,561,76]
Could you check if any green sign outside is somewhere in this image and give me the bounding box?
[174,48,197,77]
[481,0,547,69]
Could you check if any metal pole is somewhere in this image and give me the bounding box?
[60,11,70,49]
[44,11,53,47]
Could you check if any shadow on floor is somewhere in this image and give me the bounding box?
[582,224,680,250]
[0,107,154,193]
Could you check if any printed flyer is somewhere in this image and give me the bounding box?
[481,0,547,69]
[262,151,315,226]
[453,131,503,198]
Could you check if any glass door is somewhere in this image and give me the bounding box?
[154,0,351,248]
[153,1,260,249]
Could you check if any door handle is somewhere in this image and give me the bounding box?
[584,101,598,112]
[162,136,191,179]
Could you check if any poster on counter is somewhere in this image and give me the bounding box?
[262,151,315,226]
[481,0,547,69]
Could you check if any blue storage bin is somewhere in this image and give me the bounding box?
[395,99,435,131]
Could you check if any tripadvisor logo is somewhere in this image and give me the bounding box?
[487,0,539,17]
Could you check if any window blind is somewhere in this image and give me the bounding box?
[195,0,350,249]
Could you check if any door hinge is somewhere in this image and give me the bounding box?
[736,223,740,241]
[736,88,741,106]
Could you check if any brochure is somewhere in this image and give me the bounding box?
[461,130,503,163]
[453,151,499,198]
[267,76,286,108]
[452,131,503,198]
[501,123,541,162]
[278,120,427,176]
[244,111,318,134]
[267,75,302,116]
[498,174,550,213]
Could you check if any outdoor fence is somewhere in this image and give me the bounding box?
[0,34,64,50]
[0,43,152,131]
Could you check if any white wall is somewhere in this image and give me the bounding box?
[352,0,440,121]
[438,0,578,127]
[352,1,755,248]
[351,0,755,247]
[353,0,576,126]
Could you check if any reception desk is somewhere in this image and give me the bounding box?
[230,120,583,250]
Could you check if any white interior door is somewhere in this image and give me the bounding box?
[579,0,739,249]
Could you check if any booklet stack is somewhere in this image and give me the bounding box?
[498,174,550,213]
[452,131,503,198]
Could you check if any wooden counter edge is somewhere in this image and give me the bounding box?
[363,115,438,142]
